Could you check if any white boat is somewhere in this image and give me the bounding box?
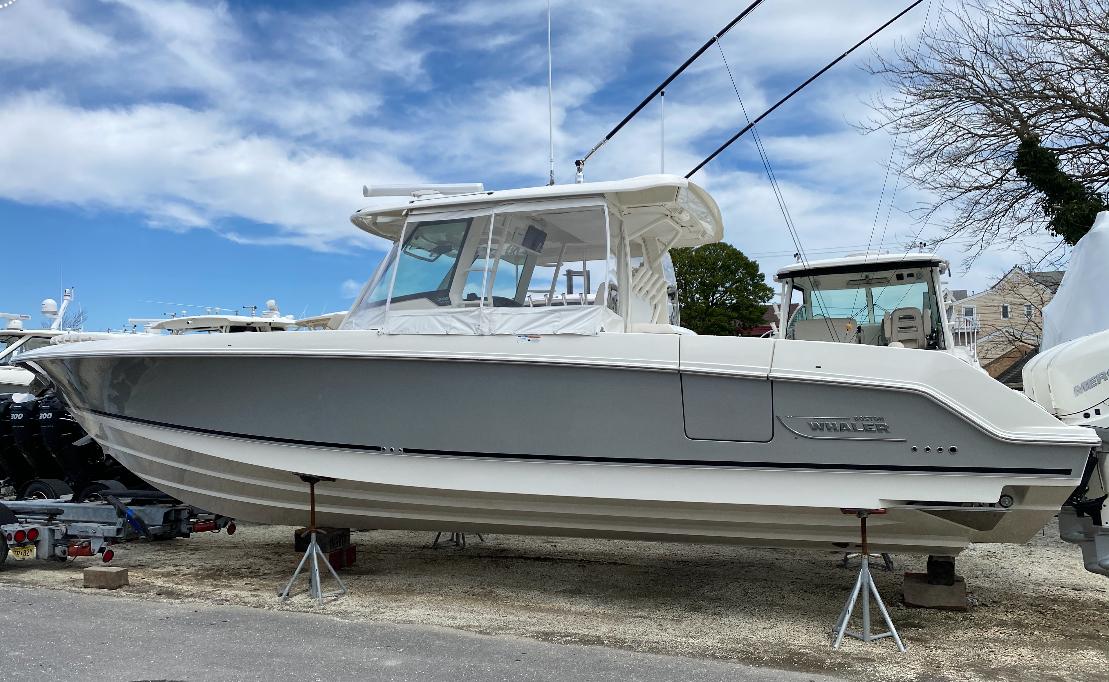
[17,176,1099,555]
[1021,211,1109,575]
[0,291,74,394]
[145,299,297,334]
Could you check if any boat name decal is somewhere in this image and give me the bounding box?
[1073,369,1109,397]
[776,415,906,442]
[808,418,890,434]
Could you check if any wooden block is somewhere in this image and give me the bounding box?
[83,566,129,590]
[902,572,967,611]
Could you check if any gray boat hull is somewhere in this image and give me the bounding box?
[22,332,1095,554]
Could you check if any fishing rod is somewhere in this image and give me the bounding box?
[574,0,768,182]
[685,0,925,178]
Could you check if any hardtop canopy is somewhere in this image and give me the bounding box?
[775,253,948,282]
[350,174,722,250]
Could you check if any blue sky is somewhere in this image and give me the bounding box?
[0,0,1026,329]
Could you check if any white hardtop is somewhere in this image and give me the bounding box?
[350,174,723,249]
[149,314,297,334]
[776,253,948,280]
[0,328,66,341]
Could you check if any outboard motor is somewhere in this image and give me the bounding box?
[1024,331,1109,576]
[9,396,65,481]
[37,393,101,488]
[0,395,38,485]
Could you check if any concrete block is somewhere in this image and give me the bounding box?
[902,572,967,611]
[83,566,129,590]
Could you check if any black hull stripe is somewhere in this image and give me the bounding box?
[88,409,1073,477]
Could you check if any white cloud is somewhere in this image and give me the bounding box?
[0,1,111,64]
[0,0,1052,293]
[0,92,421,251]
[340,279,362,299]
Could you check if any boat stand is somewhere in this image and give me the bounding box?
[831,509,906,652]
[840,550,895,572]
[279,474,347,605]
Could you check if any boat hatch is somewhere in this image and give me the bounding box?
[777,258,949,350]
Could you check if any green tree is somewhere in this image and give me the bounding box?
[670,243,773,336]
[1014,136,1107,245]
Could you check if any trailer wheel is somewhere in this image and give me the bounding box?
[19,478,73,500]
[76,479,126,502]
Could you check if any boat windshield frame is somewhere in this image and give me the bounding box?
[344,196,621,335]
[777,262,953,350]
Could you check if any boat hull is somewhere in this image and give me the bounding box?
[74,409,1073,554]
[22,332,1096,554]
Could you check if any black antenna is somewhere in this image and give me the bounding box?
[685,0,925,178]
[574,0,768,182]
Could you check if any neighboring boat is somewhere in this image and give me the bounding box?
[0,323,59,394]
[0,291,74,394]
[1,295,291,500]
[146,300,297,334]
[17,176,1099,555]
[772,253,981,364]
[1021,211,1109,575]
[295,311,348,331]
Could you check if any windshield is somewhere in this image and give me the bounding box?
[786,268,943,349]
[0,336,50,365]
[807,281,928,323]
[366,218,472,308]
[343,201,618,335]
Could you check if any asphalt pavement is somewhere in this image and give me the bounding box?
[0,584,842,681]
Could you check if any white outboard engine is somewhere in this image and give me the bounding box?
[1024,211,1109,576]
[1025,334,1109,575]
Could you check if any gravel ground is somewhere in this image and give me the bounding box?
[1,519,1106,681]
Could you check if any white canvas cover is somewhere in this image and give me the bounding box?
[342,197,617,336]
[1041,211,1109,350]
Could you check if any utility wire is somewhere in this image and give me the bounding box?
[574,0,768,180]
[714,38,837,339]
[686,0,926,178]
[867,0,937,257]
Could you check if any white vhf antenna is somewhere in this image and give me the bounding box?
[660,89,666,174]
[546,0,555,186]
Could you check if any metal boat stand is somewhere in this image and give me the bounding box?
[431,531,485,549]
[840,550,895,572]
[831,509,906,652]
[279,474,347,605]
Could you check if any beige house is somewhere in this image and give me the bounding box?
[946,268,1063,388]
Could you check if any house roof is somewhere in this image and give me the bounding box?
[1028,271,1064,293]
[985,345,1038,387]
[953,267,1065,305]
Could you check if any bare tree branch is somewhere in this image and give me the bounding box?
[864,0,1109,263]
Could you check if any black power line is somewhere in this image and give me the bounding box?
[685,0,926,178]
[574,0,768,179]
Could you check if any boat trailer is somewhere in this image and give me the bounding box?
[0,491,234,566]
